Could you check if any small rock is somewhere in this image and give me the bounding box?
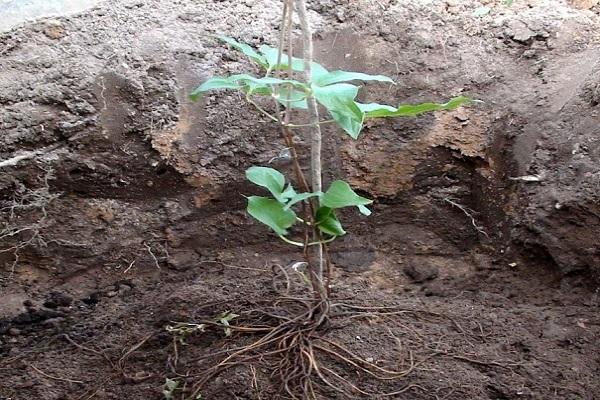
[423,283,446,297]
[106,291,118,298]
[568,0,598,9]
[42,317,65,328]
[454,111,469,122]
[118,283,133,294]
[43,292,73,309]
[403,262,439,283]
[506,20,535,42]
[8,328,21,336]
[168,250,200,271]
[82,292,101,305]
[42,20,66,40]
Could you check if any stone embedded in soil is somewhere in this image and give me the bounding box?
[568,0,599,9]
[506,20,536,42]
[8,328,21,336]
[167,250,200,271]
[42,20,66,39]
[403,262,439,283]
[330,249,376,272]
[43,292,73,309]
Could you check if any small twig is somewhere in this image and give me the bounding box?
[123,259,136,273]
[195,260,267,272]
[144,242,161,269]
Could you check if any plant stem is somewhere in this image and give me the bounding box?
[284,119,335,128]
[295,0,324,281]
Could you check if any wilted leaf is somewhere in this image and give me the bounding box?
[315,206,346,236]
[314,70,394,87]
[247,196,297,235]
[321,180,372,215]
[217,311,239,337]
[163,378,179,400]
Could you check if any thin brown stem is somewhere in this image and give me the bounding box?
[295,0,324,281]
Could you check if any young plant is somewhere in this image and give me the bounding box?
[191,35,471,288]
[188,1,473,397]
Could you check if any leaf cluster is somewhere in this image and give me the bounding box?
[191,36,472,139]
[192,36,476,244]
[246,166,370,240]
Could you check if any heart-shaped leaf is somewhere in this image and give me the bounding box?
[321,180,372,215]
[246,166,287,201]
[247,196,297,235]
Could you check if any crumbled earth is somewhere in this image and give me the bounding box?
[1,0,600,399]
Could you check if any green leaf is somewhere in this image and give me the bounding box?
[283,192,322,210]
[217,311,239,337]
[314,70,395,87]
[357,204,372,216]
[191,74,306,101]
[312,83,364,139]
[190,76,242,101]
[276,86,308,109]
[247,196,297,235]
[280,184,297,201]
[356,96,473,118]
[315,206,346,236]
[163,378,179,400]
[321,180,372,215]
[216,35,268,68]
[258,45,329,80]
[246,166,286,201]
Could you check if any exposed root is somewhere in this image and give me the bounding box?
[442,197,489,237]
[169,296,431,400]
[29,363,85,384]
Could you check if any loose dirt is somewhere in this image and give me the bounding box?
[1,0,599,399]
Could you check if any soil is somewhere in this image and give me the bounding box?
[1,0,600,399]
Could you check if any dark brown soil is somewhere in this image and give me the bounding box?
[1,0,600,399]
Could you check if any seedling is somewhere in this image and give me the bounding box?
[216,310,239,337]
[163,378,179,400]
[165,322,206,345]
